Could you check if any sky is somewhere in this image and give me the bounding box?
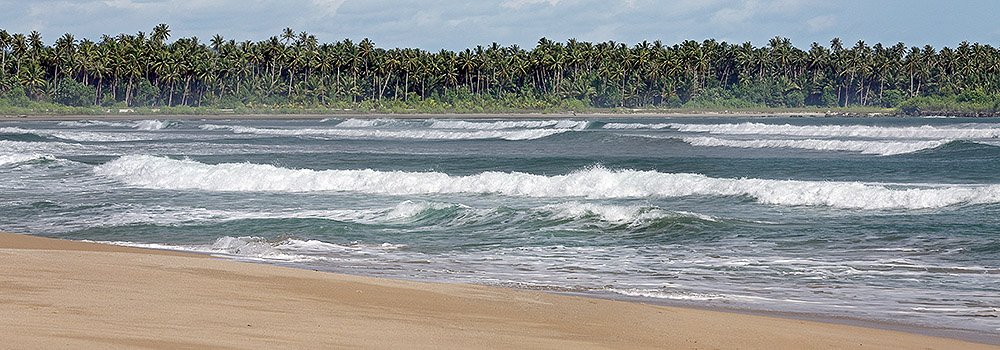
[2,0,999,51]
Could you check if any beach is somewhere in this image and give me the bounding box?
[3,115,1000,348]
[2,231,995,349]
[0,111,832,122]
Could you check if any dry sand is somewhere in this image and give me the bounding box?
[2,232,997,349]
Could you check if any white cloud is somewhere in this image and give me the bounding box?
[312,0,346,16]
[807,14,836,32]
[0,0,995,50]
[500,0,560,10]
[101,0,141,10]
[710,0,812,25]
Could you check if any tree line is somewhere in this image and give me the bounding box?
[2,24,1000,113]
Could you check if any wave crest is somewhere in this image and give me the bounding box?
[0,153,56,166]
[94,155,1000,209]
[199,124,566,140]
[682,136,949,155]
[430,119,589,130]
[669,122,1000,139]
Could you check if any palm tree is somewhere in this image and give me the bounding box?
[152,24,170,46]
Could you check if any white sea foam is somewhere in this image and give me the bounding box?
[430,120,589,130]
[209,236,302,259]
[608,288,727,301]
[334,118,400,128]
[57,120,133,128]
[542,202,719,225]
[668,122,1000,139]
[383,200,463,220]
[0,126,162,142]
[69,201,717,231]
[0,140,83,153]
[199,124,567,140]
[95,155,1000,209]
[97,236,402,262]
[88,200,466,227]
[602,123,673,130]
[683,136,949,155]
[0,153,55,166]
[134,120,170,130]
[56,119,172,130]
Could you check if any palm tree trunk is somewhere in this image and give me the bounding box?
[52,63,59,87]
[379,73,391,100]
[126,76,133,106]
[95,77,103,105]
[182,76,191,105]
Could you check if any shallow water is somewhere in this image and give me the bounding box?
[2,116,998,337]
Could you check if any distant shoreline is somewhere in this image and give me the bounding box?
[4,110,1000,122]
[0,112,818,121]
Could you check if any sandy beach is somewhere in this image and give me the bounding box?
[1,231,995,349]
[0,111,832,122]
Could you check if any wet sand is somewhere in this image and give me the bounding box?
[2,231,995,349]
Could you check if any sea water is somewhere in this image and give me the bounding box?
[1,116,998,339]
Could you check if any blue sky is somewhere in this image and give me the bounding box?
[2,0,998,50]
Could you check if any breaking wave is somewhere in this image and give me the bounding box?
[602,122,673,130]
[99,236,405,262]
[134,120,173,130]
[56,119,175,130]
[75,200,730,233]
[0,153,56,166]
[198,124,568,140]
[429,119,589,130]
[333,118,401,128]
[0,126,162,142]
[94,155,1000,209]
[0,140,83,153]
[682,136,950,155]
[57,120,132,128]
[541,202,720,225]
[669,122,1000,139]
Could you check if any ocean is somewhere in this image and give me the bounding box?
[1,116,998,340]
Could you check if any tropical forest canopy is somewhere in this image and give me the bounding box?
[2,24,1000,114]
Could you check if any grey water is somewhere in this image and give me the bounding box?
[1,116,998,340]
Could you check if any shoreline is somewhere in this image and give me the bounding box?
[1,111,828,121]
[262,259,1000,346]
[3,110,998,122]
[2,231,997,349]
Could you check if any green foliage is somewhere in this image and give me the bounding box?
[898,91,1000,114]
[784,90,805,107]
[133,79,161,107]
[100,94,116,107]
[1,86,31,107]
[881,90,905,108]
[5,26,1000,115]
[52,79,97,107]
[683,87,765,109]
[956,89,990,104]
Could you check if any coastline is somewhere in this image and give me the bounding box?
[5,109,997,121]
[2,231,996,349]
[1,111,849,122]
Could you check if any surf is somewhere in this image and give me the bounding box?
[199,124,569,140]
[666,122,1000,139]
[94,155,1000,209]
[681,136,950,155]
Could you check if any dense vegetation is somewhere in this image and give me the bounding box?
[2,24,1000,114]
